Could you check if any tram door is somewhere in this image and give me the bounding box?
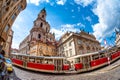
[54,59,63,71]
[82,56,90,69]
[23,56,28,68]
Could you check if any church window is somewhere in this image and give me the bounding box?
[18,5,22,11]
[4,25,9,32]
[11,14,16,21]
[46,27,48,32]
[38,34,41,39]
[42,15,44,18]
[40,23,43,27]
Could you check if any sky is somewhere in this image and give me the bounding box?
[12,0,120,49]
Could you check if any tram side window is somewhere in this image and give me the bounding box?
[29,57,35,62]
[17,56,22,60]
[13,55,17,59]
[99,53,105,58]
[44,59,53,64]
[36,59,40,63]
[117,47,120,51]
[92,54,99,60]
[75,58,80,63]
[36,59,43,63]
[19,56,22,60]
[64,60,69,64]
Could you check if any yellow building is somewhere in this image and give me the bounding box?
[58,31,101,57]
[0,0,27,50]
[19,8,57,56]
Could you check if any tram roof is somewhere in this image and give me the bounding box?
[67,51,100,59]
[67,47,118,60]
[11,53,65,59]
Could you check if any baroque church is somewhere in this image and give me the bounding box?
[19,8,101,57]
[19,8,57,56]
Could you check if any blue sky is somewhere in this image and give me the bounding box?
[12,0,120,49]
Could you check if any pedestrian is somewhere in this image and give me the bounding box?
[0,50,5,59]
[0,50,8,80]
[107,56,110,65]
[70,61,75,71]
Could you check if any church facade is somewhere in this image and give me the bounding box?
[19,8,57,56]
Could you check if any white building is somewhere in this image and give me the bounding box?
[116,31,120,47]
[58,31,101,57]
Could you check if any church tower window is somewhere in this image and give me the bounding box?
[38,34,41,39]
[40,23,43,27]
[46,27,48,32]
[42,15,44,18]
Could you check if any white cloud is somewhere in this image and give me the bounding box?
[11,10,33,49]
[12,17,29,49]
[50,28,63,40]
[74,0,94,7]
[51,23,85,40]
[75,0,120,44]
[92,0,120,42]
[50,2,55,6]
[56,0,66,5]
[27,0,50,6]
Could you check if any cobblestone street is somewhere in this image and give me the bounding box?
[13,59,120,80]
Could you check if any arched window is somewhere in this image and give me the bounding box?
[38,34,41,39]
[79,45,84,50]
[87,46,90,50]
[40,23,43,27]
[46,27,48,32]
[42,15,44,18]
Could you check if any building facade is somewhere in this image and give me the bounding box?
[19,8,57,56]
[4,29,13,57]
[115,31,120,47]
[11,48,19,53]
[19,35,30,54]
[0,0,27,50]
[58,31,101,57]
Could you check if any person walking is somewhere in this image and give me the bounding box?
[0,50,8,80]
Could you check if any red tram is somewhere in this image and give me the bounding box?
[11,46,120,74]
